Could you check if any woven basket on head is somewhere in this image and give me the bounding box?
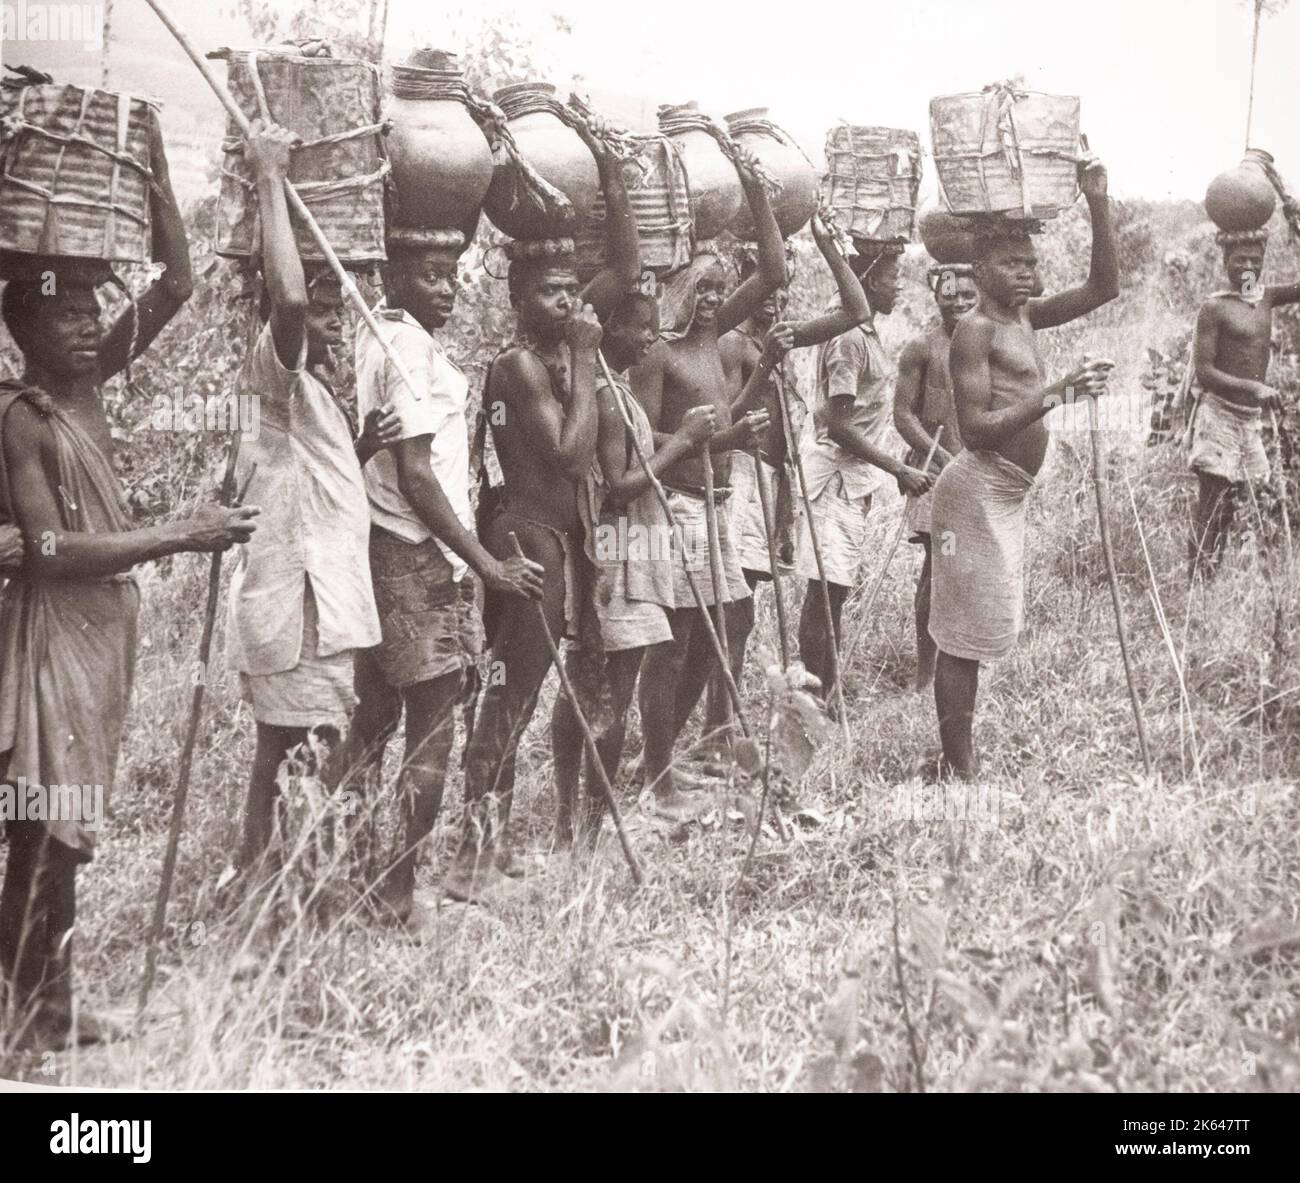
[0,80,155,263]
[822,124,921,243]
[211,46,389,265]
[930,84,1080,219]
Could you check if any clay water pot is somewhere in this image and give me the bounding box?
[1205,149,1277,234]
[658,101,743,243]
[724,107,817,239]
[918,206,977,265]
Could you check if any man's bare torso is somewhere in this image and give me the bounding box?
[1205,297,1273,408]
[977,310,1050,476]
[490,346,581,534]
[657,334,733,488]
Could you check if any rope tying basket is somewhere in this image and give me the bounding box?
[211,45,389,265]
[930,81,1081,219]
[0,67,155,263]
[822,124,921,243]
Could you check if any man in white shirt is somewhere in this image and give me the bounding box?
[230,121,385,872]
[350,227,542,930]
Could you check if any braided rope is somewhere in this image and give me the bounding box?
[658,105,780,198]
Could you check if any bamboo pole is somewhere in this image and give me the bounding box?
[1269,408,1294,572]
[699,447,732,727]
[772,355,849,738]
[1088,397,1153,774]
[750,447,791,667]
[842,427,943,670]
[508,533,642,885]
[596,350,750,734]
[142,0,424,408]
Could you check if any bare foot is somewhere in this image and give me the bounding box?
[443,848,513,903]
[649,784,709,821]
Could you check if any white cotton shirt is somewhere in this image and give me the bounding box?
[227,322,380,676]
[354,303,472,581]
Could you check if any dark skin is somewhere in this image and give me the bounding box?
[346,241,544,925]
[631,166,785,806]
[445,125,642,898]
[551,300,718,842]
[2,112,256,584]
[893,274,978,691]
[795,251,935,704]
[1189,240,1300,577]
[935,158,1119,780]
[700,216,873,751]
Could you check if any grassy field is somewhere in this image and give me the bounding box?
[2,197,1299,1091]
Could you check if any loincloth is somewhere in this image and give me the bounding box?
[665,487,752,609]
[928,449,1035,663]
[1188,390,1270,485]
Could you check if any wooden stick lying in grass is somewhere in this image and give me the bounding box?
[597,350,750,735]
[508,532,642,885]
[1088,397,1153,774]
[842,427,943,671]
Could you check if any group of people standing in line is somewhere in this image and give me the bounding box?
[2,93,1296,1056]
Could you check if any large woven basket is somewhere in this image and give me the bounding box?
[575,133,692,281]
[212,47,388,265]
[822,125,921,243]
[0,81,154,263]
[930,85,1080,219]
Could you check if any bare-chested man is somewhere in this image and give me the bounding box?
[1187,226,1300,577]
[694,216,871,757]
[549,291,717,845]
[0,113,258,1050]
[893,264,978,691]
[628,158,785,814]
[931,158,1118,779]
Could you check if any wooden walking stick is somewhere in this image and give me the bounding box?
[750,447,791,667]
[1088,396,1153,774]
[138,439,252,1015]
[699,447,732,725]
[842,428,943,669]
[508,534,643,885]
[1268,408,1294,573]
[597,351,750,734]
[143,0,425,408]
[771,355,850,738]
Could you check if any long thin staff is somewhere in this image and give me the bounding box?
[772,356,849,738]
[138,440,252,1015]
[699,447,732,726]
[750,447,790,667]
[143,0,424,407]
[597,351,749,734]
[1088,397,1153,774]
[842,427,943,669]
[1268,409,1294,573]
[508,533,642,885]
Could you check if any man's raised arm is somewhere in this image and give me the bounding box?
[717,164,787,335]
[1027,158,1119,330]
[578,125,641,320]
[790,216,871,346]
[100,110,195,379]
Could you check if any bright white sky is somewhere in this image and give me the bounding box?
[395,0,1300,200]
[5,0,1298,201]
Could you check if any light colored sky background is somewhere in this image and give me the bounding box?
[391,0,1300,201]
[4,0,1298,200]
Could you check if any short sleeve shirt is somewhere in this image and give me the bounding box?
[354,303,472,580]
[800,307,894,500]
[227,322,380,676]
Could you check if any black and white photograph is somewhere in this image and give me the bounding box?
[0,0,1297,1135]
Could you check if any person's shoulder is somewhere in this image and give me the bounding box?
[0,392,52,460]
[899,334,931,366]
[950,310,998,349]
[492,345,551,390]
